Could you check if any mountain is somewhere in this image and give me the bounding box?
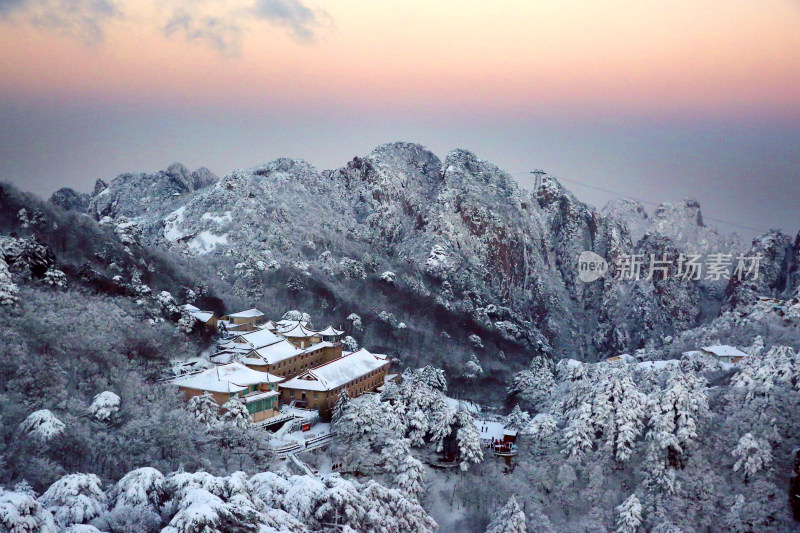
[49,143,800,372]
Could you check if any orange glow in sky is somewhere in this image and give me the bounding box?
[1,0,798,118]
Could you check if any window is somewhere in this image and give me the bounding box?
[313,392,318,399]
[246,399,268,414]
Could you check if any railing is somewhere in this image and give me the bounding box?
[273,443,302,457]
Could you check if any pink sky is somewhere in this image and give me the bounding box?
[1,0,799,237]
[1,0,799,119]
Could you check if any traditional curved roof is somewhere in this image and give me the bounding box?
[280,322,318,338]
[317,325,344,336]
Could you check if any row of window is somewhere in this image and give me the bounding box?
[246,397,275,414]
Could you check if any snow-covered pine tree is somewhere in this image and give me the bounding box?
[187,392,221,428]
[89,391,121,422]
[485,495,527,533]
[455,404,483,471]
[464,353,484,381]
[19,409,66,441]
[562,402,594,461]
[381,438,426,500]
[40,473,107,528]
[221,396,250,429]
[508,356,555,410]
[42,267,67,288]
[406,408,429,447]
[615,494,642,533]
[0,487,58,533]
[732,433,772,483]
[331,389,351,426]
[428,402,456,452]
[506,405,532,432]
[0,254,19,306]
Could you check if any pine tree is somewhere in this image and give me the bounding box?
[615,494,642,533]
[331,389,351,426]
[0,255,19,306]
[222,396,250,429]
[89,391,121,422]
[187,392,221,428]
[406,408,429,447]
[40,473,107,528]
[455,404,483,471]
[508,356,555,409]
[485,495,527,533]
[0,487,58,533]
[505,405,532,432]
[562,403,594,460]
[19,409,66,441]
[732,433,772,483]
[381,438,426,501]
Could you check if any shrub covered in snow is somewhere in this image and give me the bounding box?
[0,487,58,533]
[342,336,358,352]
[40,473,107,528]
[0,254,19,305]
[42,267,67,288]
[89,391,121,422]
[20,409,66,442]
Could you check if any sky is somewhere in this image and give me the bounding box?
[1,0,799,239]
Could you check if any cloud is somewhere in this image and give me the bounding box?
[162,8,242,56]
[253,0,326,43]
[0,0,119,43]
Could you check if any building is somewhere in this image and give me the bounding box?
[316,325,344,343]
[219,308,266,333]
[700,344,748,364]
[171,362,284,424]
[278,321,321,348]
[179,304,218,331]
[244,340,342,379]
[279,348,391,418]
[217,328,284,357]
[213,327,344,380]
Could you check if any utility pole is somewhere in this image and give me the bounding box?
[530,169,546,190]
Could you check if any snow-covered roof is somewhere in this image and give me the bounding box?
[262,320,277,330]
[280,322,318,338]
[171,362,283,393]
[317,325,344,336]
[242,390,279,403]
[223,328,283,350]
[225,308,265,319]
[250,339,302,365]
[248,340,335,366]
[193,311,215,323]
[275,319,312,332]
[280,349,389,392]
[180,304,215,323]
[701,345,747,358]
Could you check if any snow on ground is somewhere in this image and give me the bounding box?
[476,420,506,442]
[636,360,680,371]
[270,422,331,449]
[442,396,480,413]
[188,231,228,254]
[163,206,187,241]
[201,211,232,225]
